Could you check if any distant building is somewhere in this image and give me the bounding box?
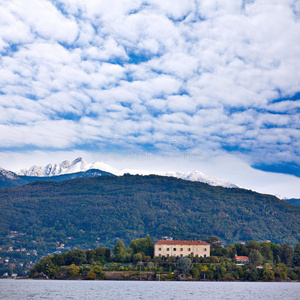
[234,255,249,264]
[154,240,210,258]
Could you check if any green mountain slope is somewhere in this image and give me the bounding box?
[0,175,299,255]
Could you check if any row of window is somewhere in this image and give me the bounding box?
[158,254,207,258]
[157,247,207,252]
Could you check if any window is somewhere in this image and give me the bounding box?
[166,248,170,251]
[180,248,183,251]
[180,254,183,257]
[196,248,198,252]
[204,248,207,251]
[167,254,169,257]
[204,254,207,258]
[158,247,161,251]
[158,254,161,257]
[188,248,191,251]
[173,248,176,251]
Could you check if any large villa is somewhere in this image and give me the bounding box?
[154,240,211,258]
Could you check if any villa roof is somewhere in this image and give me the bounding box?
[234,256,249,260]
[155,240,210,246]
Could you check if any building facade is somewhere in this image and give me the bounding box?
[154,240,210,258]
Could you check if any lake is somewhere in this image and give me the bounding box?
[0,280,299,300]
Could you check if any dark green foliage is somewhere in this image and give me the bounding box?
[113,240,131,262]
[64,249,86,266]
[178,257,191,274]
[129,235,154,258]
[293,244,300,266]
[0,174,299,257]
[278,243,294,267]
[249,249,263,266]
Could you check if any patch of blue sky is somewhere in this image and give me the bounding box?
[128,3,150,16]
[51,112,82,122]
[25,94,38,101]
[0,43,21,56]
[167,12,192,23]
[223,106,248,115]
[222,144,252,153]
[252,162,300,178]
[58,41,79,50]
[127,52,155,65]
[270,90,300,103]
[51,0,81,19]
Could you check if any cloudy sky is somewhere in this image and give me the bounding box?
[0,0,299,198]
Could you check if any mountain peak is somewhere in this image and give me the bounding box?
[17,158,237,188]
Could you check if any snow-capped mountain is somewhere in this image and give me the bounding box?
[18,157,237,188]
[18,157,119,177]
[0,167,20,180]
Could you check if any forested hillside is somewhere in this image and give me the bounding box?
[0,174,299,256]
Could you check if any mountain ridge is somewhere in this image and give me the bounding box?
[0,174,299,254]
[17,157,238,188]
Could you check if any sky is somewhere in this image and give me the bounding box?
[0,0,299,198]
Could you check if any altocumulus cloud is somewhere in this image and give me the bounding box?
[0,0,299,177]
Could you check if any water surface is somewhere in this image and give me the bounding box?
[0,279,299,300]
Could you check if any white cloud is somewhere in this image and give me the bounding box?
[0,0,299,191]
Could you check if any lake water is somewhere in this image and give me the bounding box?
[0,280,299,300]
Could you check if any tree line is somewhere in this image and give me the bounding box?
[29,236,300,281]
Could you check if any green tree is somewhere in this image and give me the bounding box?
[129,235,154,258]
[68,264,80,277]
[260,243,273,262]
[178,257,191,274]
[191,267,200,278]
[274,263,287,280]
[86,249,95,264]
[133,252,143,262]
[249,249,263,266]
[86,270,97,280]
[279,243,294,267]
[113,240,130,262]
[64,249,86,266]
[293,243,300,266]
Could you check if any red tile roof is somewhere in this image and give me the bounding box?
[234,256,249,261]
[155,240,210,246]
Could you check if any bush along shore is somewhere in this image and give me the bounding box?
[28,236,300,281]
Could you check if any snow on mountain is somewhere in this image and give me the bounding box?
[162,171,238,188]
[18,157,237,188]
[118,169,237,188]
[18,157,119,177]
[0,167,20,180]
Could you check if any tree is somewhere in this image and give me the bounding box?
[133,253,143,262]
[279,243,294,267]
[86,249,95,264]
[260,243,273,262]
[68,264,80,277]
[191,268,200,278]
[86,270,97,280]
[64,249,86,266]
[247,241,261,251]
[249,249,263,266]
[293,243,300,266]
[205,236,219,245]
[178,257,191,274]
[95,247,111,261]
[113,240,130,262]
[129,235,154,258]
[235,243,249,256]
